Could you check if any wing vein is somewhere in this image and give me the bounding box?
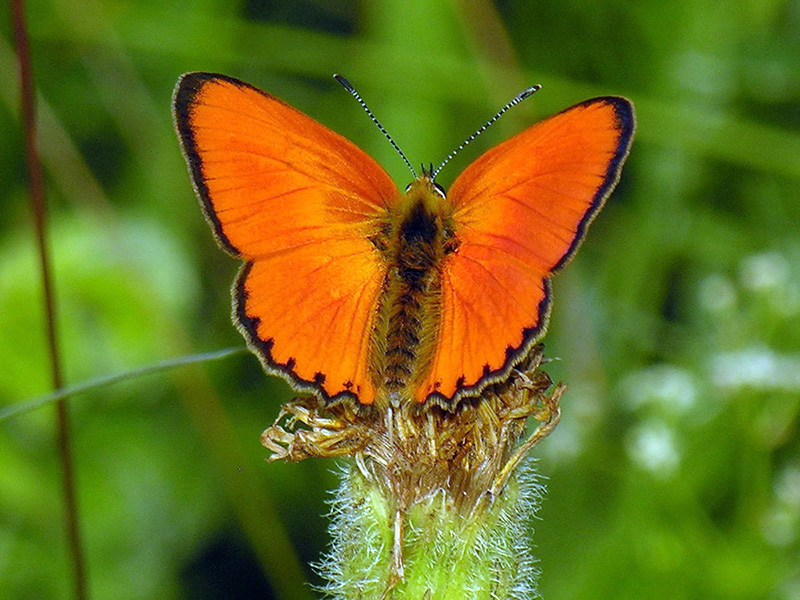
[455,253,541,321]
[460,237,555,274]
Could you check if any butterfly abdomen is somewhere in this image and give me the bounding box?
[370,178,457,406]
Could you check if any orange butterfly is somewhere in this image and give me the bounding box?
[173,73,634,409]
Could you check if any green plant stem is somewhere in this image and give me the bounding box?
[0,347,248,423]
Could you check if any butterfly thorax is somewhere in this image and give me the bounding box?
[369,177,459,408]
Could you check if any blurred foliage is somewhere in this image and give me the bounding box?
[1,0,799,598]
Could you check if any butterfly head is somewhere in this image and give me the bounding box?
[404,170,447,199]
[393,174,459,259]
[370,174,459,268]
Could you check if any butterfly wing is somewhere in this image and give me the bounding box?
[420,97,635,404]
[174,73,399,404]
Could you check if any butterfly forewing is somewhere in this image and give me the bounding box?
[420,97,634,404]
[174,73,399,403]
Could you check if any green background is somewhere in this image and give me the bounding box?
[2,1,799,598]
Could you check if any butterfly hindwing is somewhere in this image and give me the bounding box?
[235,241,384,403]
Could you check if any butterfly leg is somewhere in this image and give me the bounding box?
[260,396,367,461]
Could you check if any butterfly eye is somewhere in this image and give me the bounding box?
[433,182,446,198]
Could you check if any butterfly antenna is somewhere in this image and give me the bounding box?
[431,84,542,180]
[334,75,418,178]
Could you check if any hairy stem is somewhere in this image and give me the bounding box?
[321,460,543,600]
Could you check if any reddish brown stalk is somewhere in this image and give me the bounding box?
[11,1,88,598]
